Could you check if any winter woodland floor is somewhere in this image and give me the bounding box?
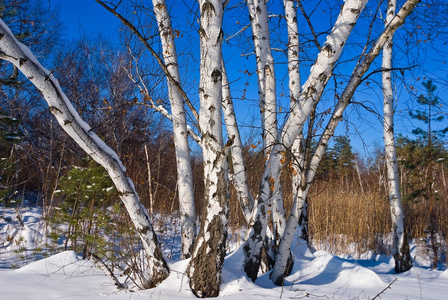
[1,206,447,299]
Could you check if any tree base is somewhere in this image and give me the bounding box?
[394,235,412,273]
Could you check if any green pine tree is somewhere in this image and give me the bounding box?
[0,110,21,204]
[408,79,447,269]
[49,158,123,259]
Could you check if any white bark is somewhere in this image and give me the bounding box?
[284,0,307,239]
[247,0,277,153]
[152,0,196,259]
[0,19,169,288]
[284,0,301,107]
[281,0,368,147]
[222,63,253,224]
[246,0,286,251]
[271,0,420,285]
[382,0,412,273]
[188,1,227,297]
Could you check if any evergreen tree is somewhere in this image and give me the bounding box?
[333,135,355,177]
[409,80,447,138]
[50,158,119,259]
[317,136,355,181]
[408,79,447,269]
[0,109,21,204]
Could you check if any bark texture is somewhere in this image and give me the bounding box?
[188,0,227,297]
[284,0,308,242]
[245,0,286,274]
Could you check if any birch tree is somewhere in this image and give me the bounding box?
[284,0,308,241]
[246,0,286,248]
[382,0,412,273]
[151,0,196,259]
[187,0,227,297]
[222,63,254,225]
[0,19,169,288]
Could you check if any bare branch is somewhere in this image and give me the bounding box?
[298,1,321,51]
[372,278,398,300]
[94,0,200,124]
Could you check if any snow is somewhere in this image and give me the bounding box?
[1,207,448,299]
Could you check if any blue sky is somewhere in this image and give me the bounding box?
[58,0,121,42]
[55,0,447,158]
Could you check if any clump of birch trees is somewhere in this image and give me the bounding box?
[0,0,431,297]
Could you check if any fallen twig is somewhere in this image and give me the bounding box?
[372,278,398,300]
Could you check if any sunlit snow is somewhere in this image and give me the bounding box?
[1,206,447,299]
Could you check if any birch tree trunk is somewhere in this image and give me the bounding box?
[284,0,308,241]
[382,0,412,274]
[222,63,253,225]
[246,0,286,261]
[271,0,420,285]
[187,1,227,297]
[152,0,196,259]
[0,19,169,288]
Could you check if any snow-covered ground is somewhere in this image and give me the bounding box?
[1,206,447,299]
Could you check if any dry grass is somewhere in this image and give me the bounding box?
[306,178,448,262]
[308,186,392,256]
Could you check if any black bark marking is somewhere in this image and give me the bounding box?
[49,106,62,114]
[44,71,54,81]
[317,72,326,82]
[19,58,28,66]
[322,44,333,57]
[211,69,222,83]
[217,29,224,43]
[244,213,263,282]
[199,27,207,39]
[202,1,216,17]
[394,230,412,273]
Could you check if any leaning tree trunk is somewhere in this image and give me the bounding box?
[382,0,412,274]
[0,19,169,288]
[152,0,197,259]
[222,63,254,225]
[187,1,227,298]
